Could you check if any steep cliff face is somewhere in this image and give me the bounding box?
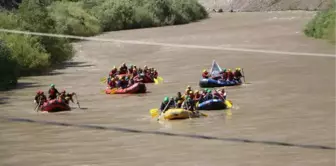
[198,0,333,12]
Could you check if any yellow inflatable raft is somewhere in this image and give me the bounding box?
[150,108,204,120]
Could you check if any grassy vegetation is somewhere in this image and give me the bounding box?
[304,2,335,43]
[0,0,208,90]
[0,40,18,90]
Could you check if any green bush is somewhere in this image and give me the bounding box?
[48,1,102,36]
[18,0,75,65]
[0,0,208,91]
[89,0,208,31]
[0,34,50,75]
[0,40,18,90]
[0,11,21,29]
[304,3,335,43]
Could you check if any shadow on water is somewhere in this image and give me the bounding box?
[0,97,10,104]
[55,61,95,70]
[2,117,335,151]
[14,82,41,90]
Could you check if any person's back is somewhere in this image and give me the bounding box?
[160,97,170,112]
[48,84,59,100]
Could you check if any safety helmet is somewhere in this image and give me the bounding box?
[61,90,66,93]
[223,68,227,72]
[164,97,169,102]
[195,90,199,93]
[228,69,231,72]
[113,66,116,69]
[187,85,191,88]
[207,89,211,93]
[203,69,207,72]
[40,91,44,94]
[50,84,55,88]
[37,90,41,94]
[204,88,208,91]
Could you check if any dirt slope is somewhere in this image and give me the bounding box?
[199,0,333,12]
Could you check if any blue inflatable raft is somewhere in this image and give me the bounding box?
[199,78,242,88]
[197,99,233,110]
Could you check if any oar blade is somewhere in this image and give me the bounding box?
[100,77,107,83]
[200,112,208,117]
[154,78,159,85]
[158,77,164,82]
[150,108,159,118]
[225,100,233,108]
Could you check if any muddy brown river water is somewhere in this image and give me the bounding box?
[0,11,335,166]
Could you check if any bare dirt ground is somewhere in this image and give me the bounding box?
[199,0,333,12]
[0,11,335,166]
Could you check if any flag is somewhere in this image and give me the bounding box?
[210,60,222,77]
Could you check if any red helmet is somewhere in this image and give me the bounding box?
[37,90,41,94]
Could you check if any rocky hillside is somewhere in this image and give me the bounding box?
[198,0,334,12]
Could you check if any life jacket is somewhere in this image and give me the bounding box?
[202,71,209,78]
[234,71,242,78]
[153,71,158,78]
[228,71,234,80]
[223,72,228,80]
[194,93,201,100]
[108,80,116,88]
[49,88,57,96]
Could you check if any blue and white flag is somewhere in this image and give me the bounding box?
[210,60,222,77]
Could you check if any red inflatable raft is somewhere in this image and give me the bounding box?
[105,83,147,94]
[40,99,71,112]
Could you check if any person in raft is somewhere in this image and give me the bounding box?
[182,96,196,112]
[233,68,243,81]
[160,97,176,113]
[48,84,60,100]
[34,90,47,106]
[202,69,210,79]
[202,67,243,81]
[59,90,76,105]
[119,63,128,74]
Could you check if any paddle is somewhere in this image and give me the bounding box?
[157,76,164,82]
[157,99,172,121]
[241,68,246,83]
[34,98,41,112]
[100,77,107,84]
[74,93,81,109]
[154,78,159,85]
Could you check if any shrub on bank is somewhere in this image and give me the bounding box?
[48,1,102,36]
[0,41,18,90]
[0,34,50,75]
[304,3,335,43]
[0,0,208,90]
[89,0,208,31]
